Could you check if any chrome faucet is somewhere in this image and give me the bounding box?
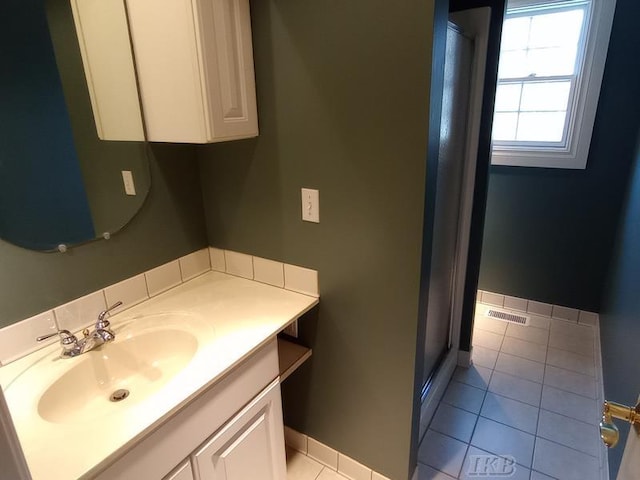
[36,301,122,358]
[92,301,121,343]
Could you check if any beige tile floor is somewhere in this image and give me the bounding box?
[418,303,605,480]
[287,302,604,480]
[287,449,350,480]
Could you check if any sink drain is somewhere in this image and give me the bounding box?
[110,389,130,402]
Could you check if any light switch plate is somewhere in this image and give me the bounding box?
[301,188,319,223]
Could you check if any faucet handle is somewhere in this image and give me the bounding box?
[36,329,76,344]
[37,329,79,351]
[96,301,123,328]
[36,329,82,358]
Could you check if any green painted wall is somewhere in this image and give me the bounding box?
[197,1,437,478]
[478,0,637,312]
[0,144,207,327]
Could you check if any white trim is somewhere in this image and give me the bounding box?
[417,4,491,443]
[449,7,491,358]
[593,313,609,480]
[0,389,30,479]
[491,0,617,169]
[457,348,472,367]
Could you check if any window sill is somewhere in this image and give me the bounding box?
[491,149,588,169]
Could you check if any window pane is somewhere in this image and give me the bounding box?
[495,83,522,112]
[516,112,566,142]
[527,46,580,76]
[492,2,593,148]
[529,9,584,49]
[501,17,531,51]
[520,81,571,111]
[493,112,518,141]
[498,6,586,80]
[498,50,529,78]
[499,47,579,80]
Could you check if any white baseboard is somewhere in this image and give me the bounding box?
[284,427,392,480]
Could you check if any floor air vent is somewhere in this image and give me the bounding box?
[486,309,529,326]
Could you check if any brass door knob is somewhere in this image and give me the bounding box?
[600,400,640,448]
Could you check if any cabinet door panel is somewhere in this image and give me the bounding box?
[163,460,194,480]
[70,0,145,140]
[193,380,286,480]
[126,0,207,143]
[196,0,259,141]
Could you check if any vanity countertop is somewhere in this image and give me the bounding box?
[0,271,318,480]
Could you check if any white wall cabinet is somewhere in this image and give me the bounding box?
[69,0,145,141]
[71,0,258,144]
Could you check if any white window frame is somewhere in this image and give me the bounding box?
[491,0,617,169]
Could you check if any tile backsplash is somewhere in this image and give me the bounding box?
[54,291,107,335]
[210,248,320,299]
[253,257,285,288]
[223,250,254,279]
[178,249,210,281]
[0,311,58,365]
[145,260,182,297]
[0,247,319,366]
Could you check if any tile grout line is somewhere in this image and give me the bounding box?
[535,430,601,460]
[477,326,596,368]
[426,299,602,480]
[438,371,586,475]
[537,322,551,445]
[476,299,604,478]
[473,351,598,403]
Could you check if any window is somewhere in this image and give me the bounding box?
[491,0,617,169]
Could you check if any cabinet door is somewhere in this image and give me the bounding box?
[195,0,259,142]
[70,0,145,141]
[125,0,258,143]
[163,460,194,480]
[193,380,286,480]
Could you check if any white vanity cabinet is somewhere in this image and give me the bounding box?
[71,0,258,144]
[163,461,194,480]
[192,380,286,480]
[161,380,285,480]
[96,340,286,480]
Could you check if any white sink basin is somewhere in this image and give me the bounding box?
[38,327,198,423]
[5,312,213,425]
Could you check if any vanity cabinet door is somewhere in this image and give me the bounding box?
[192,379,286,480]
[163,460,194,480]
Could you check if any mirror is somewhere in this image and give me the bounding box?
[0,0,150,252]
